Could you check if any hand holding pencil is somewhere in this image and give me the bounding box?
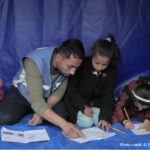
[123,120,134,129]
[123,107,134,129]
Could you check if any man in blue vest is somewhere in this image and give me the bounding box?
[0,39,85,139]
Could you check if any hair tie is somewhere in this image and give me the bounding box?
[106,37,111,42]
[132,91,150,103]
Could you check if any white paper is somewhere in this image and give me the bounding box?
[131,124,150,135]
[71,127,116,143]
[1,127,50,143]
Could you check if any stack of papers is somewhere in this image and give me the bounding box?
[71,127,116,143]
[1,127,50,143]
[131,124,150,135]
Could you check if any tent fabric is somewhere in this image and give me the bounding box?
[0,114,150,149]
[0,0,150,95]
[0,0,150,149]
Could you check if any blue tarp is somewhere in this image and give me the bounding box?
[0,0,150,94]
[0,114,150,149]
[0,0,150,149]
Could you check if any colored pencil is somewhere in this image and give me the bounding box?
[111,127,126,134]
[124,107,133,126]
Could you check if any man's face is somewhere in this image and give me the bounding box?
[56,54,82,76]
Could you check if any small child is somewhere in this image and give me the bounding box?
[112,76,150,131]
[64,34,122,131]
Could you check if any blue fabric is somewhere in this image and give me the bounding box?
[0,0,150,149]
[0,114,150,149]
[0,0,150,95]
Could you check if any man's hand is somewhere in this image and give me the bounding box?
[62,122,85,139]
[123,120,134,129]
[27,113,43,126]
[138,119,150,131]
[96,120,111,132]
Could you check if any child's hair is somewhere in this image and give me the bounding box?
[91,34,122,65]
[133,76,150,106]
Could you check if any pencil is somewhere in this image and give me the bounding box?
[111,127,126,134]
[124,107,133,127]
[123,107,131,123]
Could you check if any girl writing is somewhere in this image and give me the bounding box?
[64,34,122,131]
[112,76,150,131]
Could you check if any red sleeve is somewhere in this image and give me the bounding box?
[113,92,129,122]
[113,80,138,123]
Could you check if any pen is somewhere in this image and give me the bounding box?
[111,127,126,134]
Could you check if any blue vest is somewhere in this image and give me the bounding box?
[13,47,65,101]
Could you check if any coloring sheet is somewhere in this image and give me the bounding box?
[71,127,116,143]
[131,124,150,135]
[1,127,50,143]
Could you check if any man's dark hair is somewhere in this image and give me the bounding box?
[55,39,85,59]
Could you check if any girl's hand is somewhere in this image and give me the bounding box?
[96,120,111,132]
[138,119,150,131]
[84,107,93,117]
[123,120,134,129]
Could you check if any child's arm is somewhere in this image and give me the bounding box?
[97,67,117,123]
[112,85,131,123]
[144,109,150,123]
[138,119,150,131]
[139,108,150,131]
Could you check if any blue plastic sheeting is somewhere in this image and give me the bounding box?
[0,0,150,95]
[0,0,150,149]
[0,114,150,149]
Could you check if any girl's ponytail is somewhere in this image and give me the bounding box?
[92,34,122,66]
[105,34,122,65]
